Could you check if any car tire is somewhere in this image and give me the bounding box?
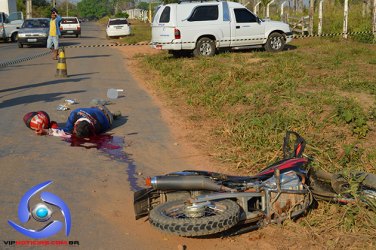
[264,32,285,52]
[193,37,216,57]
[11,32,18,42]
[18,42,23,48]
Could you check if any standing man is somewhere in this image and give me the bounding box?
[47,8,62,60]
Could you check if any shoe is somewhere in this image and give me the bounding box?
[113,111,122,120]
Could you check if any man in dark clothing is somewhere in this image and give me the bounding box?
[32,106,116,138]
[62,106,113,138]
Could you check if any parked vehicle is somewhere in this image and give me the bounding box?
[0,0,17,15]
[17,18,49,48]
[151,1,293,57]
[134,131,376,237]
[60,17,81,37]
[0,11,23,42]
[106,18,131,38]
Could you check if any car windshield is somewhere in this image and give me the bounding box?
[62,18,78,24]
[109,19,127,25]
[22,19,49,28]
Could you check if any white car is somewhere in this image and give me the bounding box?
[106,18,131,38]
[60,17,81,37]
[151,1,293,56]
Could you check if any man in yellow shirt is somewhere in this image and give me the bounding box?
[47,8,62,60]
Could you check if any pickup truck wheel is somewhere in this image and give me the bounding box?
[11,33,18,42]
[264,32,285,52]
[193,37,216,57]
[18,42,23,48]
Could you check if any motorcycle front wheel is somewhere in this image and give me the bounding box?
[149,199,241,237]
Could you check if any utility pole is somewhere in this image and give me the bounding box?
[26,0,32,18]
[66,0,69,17]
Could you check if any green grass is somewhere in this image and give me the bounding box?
[119,20,151,44]
[142,39,376,174]
[137,39,376,246]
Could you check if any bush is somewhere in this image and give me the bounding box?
[115,12,129,18]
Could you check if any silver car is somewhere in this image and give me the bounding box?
[17,18,49,48]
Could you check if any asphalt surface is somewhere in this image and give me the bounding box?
[0,22,238,250]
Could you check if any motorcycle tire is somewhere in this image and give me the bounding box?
[149,199,240,237]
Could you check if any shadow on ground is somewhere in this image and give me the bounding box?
[68,55,111,59]
[0,76,93,95]
[0,90,85,109]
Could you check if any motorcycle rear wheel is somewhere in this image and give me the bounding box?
[149,199,240,237]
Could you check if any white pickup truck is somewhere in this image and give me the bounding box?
[151,1,293,57]
[0,11,24,42]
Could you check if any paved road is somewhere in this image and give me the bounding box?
[0,22,240,250]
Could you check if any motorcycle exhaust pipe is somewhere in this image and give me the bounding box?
[146,175,234,192]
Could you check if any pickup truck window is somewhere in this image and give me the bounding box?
[188,5,218,22]
[234,8,257,23]
[159,6,170,23]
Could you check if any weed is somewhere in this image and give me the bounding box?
[335,99,369,138]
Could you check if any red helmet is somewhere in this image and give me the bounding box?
[23,111,51,130]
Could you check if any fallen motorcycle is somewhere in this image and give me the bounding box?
[134,131,312,236]
[134,131,376,237]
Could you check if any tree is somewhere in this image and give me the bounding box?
[56,1,79,17]
[137,2,149,11]
[16,0,51,18]
[77,0,109,19]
